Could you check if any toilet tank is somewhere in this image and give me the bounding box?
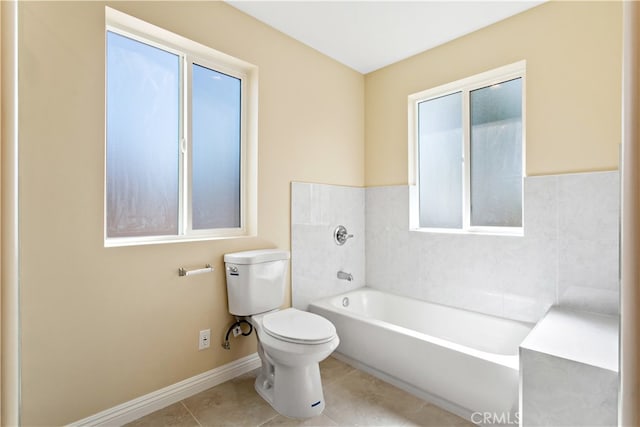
[224,249,290,316]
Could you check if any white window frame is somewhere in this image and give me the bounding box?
[105,7,258,247]
[408,61,526,236]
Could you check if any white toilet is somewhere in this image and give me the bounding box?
[224,249,340,419]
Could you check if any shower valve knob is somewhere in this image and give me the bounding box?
[334,225,354,245]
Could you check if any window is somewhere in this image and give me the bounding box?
[409,61,525,234]
[105,8,257,246]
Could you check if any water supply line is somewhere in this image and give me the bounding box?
[222,319,253,350]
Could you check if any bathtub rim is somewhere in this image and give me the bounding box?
[309,287,533,370]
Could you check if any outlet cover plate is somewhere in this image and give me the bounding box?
[199,329,211,350]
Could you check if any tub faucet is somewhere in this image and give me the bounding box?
[337,271,353,282]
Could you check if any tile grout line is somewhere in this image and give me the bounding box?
[256,412,280,427]
[322,412,341,426]
[180,401,203,427]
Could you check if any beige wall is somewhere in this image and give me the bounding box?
[17,2,363,424]
[365,1,622,186]
[1,1,21,425]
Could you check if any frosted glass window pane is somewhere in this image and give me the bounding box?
[418,92,463,228]
[106,32,180,237]
[192,64,241,229]
[470,78,522,227]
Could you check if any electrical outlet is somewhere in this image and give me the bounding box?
[199,329,211,350]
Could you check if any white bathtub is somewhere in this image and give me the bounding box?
[309,288,533,422]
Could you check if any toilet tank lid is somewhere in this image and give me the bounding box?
[224,249,290,265]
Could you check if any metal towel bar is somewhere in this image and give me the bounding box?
[178,264,214,277]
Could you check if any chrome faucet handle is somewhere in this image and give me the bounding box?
[334,225,354,245]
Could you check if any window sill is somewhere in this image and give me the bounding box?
[104,232,254,248]
[409,227,524,238]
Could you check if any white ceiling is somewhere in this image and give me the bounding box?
[227,1,544,74]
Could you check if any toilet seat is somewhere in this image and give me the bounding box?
[262,308,336,344]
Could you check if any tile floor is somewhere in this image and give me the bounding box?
[126,357,473,427]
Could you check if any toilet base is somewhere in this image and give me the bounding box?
[247,310,339,419]
[255,356,325,419]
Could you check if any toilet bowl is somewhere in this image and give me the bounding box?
[224,249,340,419]
[250,308,339,418]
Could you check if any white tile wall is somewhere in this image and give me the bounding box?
[291,171,619,323]
[365,171,619,323]
[291,182,365,310]
[520,348,618,427]
[556,172,620,314]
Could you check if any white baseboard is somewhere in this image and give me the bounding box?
[69,353,261,427]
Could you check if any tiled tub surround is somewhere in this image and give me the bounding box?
[291,182,365,310]
[292,171,618,323]
[366,171,619,323]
